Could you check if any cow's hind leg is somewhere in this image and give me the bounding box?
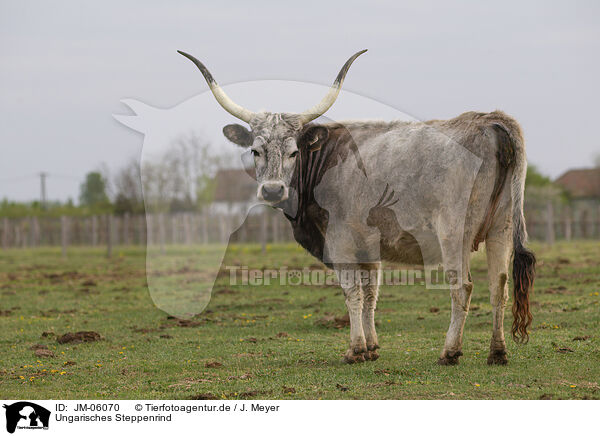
[438,233,473,366]
[336,267,367,364]
[360,263,381,361]
[485,225,512,365]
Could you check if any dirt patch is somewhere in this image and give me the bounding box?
[233,352,262,358]
[227,373,252,381]
[131,326,158,334]
[215,288,237,295]
[169,377,213,388]
[556,347,574,353]
[35,348,55,358]
[41,331,55,338]
[282,386,296,394]
[0,310,12,316]
[315,313,350,329]
[40,309,77,317]
[257,298,286,304]
[235,390,262,399]
[44,271,80,283]
[205,361,223,368]
[429,307,440,313]
[336,383,350,392]
[57,331,102,344]
[30,344,55,358]
[81,279,97,286]
[188,393,218,400]
[165,316,204,328]
[573,335,591,341]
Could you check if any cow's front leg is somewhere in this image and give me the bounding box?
[360,263,381,361]
[337,268,367,363]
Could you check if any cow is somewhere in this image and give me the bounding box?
[177,49,536,365]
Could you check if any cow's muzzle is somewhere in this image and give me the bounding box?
[258,181,288,204]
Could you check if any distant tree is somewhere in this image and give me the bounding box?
[113,159,144,215]
[79,172,110,211]
[136,133,232,213]
[525,164,553,187]
[594,153,600,168]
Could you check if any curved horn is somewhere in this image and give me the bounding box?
[299,49,367,124]
[177,50,255,123]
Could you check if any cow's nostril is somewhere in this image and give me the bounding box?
[261,183,285,201]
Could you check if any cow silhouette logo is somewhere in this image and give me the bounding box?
[3,402,50,433]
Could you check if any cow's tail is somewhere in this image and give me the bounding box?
[494,119,536,343]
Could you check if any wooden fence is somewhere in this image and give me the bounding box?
[0,208,295,255]
[1,201,599,254]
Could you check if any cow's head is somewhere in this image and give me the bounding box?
[177,49,366,205]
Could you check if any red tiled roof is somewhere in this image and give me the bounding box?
[555,168,600,198]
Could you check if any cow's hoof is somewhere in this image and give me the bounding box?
[364,344,380,361]
[364,350,379,361]
[487,349,508,365]
[437,350,463,366]
[344,347,367,364]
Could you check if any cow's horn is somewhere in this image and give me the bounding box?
[177,50,255,123]
[298,49,367,124]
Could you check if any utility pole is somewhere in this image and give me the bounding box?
[39,172,47,209]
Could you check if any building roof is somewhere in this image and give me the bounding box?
[213,168,257,203]
[555,167,600,199]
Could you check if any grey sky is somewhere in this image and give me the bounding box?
[1,0,599,202]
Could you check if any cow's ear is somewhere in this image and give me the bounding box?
[299,125,329,152]
[223,124,253,147]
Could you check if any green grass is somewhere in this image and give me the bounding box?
[0,241,599,399]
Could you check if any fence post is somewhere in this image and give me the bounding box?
[91,215,98,247]
[169,214,176,244]
[146,214,153,246]
[105,215,112,258]
[598,205,600,239]
[260,207,267,254]
[564,207,572,241]
[158,213,166,254]
[123,213,130,245]
[219,215,226,244]
[202,210,208,244]
[33,216,41,247]
[61,215,68,257]
[1,218,8,249]
[21,220,28,248]
[545,201,555,245]
[184,213,192,245]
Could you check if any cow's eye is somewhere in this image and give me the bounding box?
[251,149,260,157]
[289,150,299,158]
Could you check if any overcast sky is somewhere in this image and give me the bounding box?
[1,1,599,202]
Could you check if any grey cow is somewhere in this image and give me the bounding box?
[178,49,536,365]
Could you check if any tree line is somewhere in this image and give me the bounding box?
[0,134,236,218]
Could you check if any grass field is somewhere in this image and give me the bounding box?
[0,241,599,400]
